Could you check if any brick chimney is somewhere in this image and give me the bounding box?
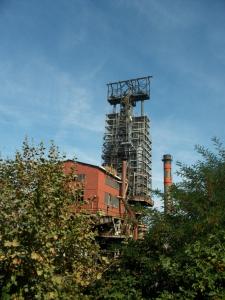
[162,154,173,213]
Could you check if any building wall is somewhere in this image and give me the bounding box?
[63,161,125,218]
[97,171,125,217]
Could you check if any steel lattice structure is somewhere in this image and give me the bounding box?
[102,76,152,204]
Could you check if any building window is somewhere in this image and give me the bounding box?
[104,193,119,208]
[105,192,111,206]
[77,174,86,181]
[105,175,120,190]
[111,195,119,208]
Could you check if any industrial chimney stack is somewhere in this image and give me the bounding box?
[162,154,173,213]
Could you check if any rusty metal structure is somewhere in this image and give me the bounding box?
[102,76,153,207]
[63,76,154,254]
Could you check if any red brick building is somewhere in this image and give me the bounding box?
[63,160,125,218]
[63,160,151,241]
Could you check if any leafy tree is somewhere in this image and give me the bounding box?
[89,138,225,299]
[0,139,104,299]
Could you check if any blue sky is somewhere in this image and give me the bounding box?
[0,0,225,208]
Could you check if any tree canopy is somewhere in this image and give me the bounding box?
[1,138,225,299]
[88,138,225,299]
[0,140,104,299]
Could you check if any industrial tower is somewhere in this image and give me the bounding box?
[102,76,153,206]
[162,154,173,213]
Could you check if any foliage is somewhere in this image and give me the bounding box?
[2,137,225,299]
[0,139,103,299]
[88,138,225,299]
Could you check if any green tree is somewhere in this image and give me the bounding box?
[89,138,225,299]
[0,139,103,299]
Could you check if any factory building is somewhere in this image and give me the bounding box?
[63,76,156,243]
[63,160,125,219]
[63,160,149,241]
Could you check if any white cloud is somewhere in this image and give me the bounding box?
[0,56,106,166]
[58,85,104,134]
[129,0,200,30]
[0,58,105,132]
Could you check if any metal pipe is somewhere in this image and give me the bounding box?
[141,100,144,116]
[121,160,139,240]
[133,225,138,240]
[121,160,127,201]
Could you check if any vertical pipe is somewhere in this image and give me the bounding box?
[162,154,173,213]
[121,160,127,201]
[141,100,144,116]
[133,225,138,240]
[121,161,138,240]
[120,161,126,217]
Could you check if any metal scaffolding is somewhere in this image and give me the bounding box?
[102,76,152,204]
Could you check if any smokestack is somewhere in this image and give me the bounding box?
[162,154,173,213]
